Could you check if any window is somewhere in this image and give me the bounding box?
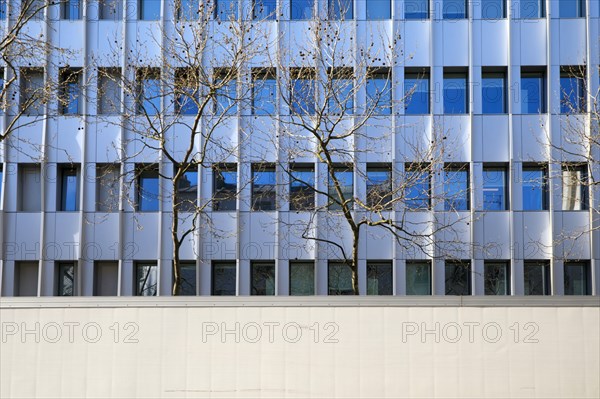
[559,0,585,17]
[404,69,430,114]
[366,164,392,210]
[136,165,160,212]
[98,68,121,114]
[94,261,118,296]
[213,164,237,211]
[175,68,199,115]
[482,70,506,114]
[327,68,354,115]
[291,0,314,19]
[521,69,546,114]
[290,68,315,115]
[406,261,431,295]
[443,0,467,18]
[20,68,44,115]
[564,261,590,295]
[57,262,76,296]
[16,261,39,296]
[560,67,585,114]
[404,164,431,210]
[405,0,428,19]
[520,0,544,17]
[328,261,353,295]
[252,164,276,211]
[23,0,44,19]
[175,167,198,212]
[524,260,550,295]
[251,261,275,295]
[61,0,81,19]
[367,0,390,19]
[289,261,314,295]
[522,164,548,211]
[0,0,5,19]
[484,261,510,295]
[214,0,238,20]
[481,0,505,18]
[179,261,197,295]
[58,165,79,211]
[445,260,471,295]
[139,0,160,19]
[214,69,237,115]
[367,261,393,295]
[212,261,236,295]
[59,68,82,115]
[253,0,276,19]
[444,164,470,211]
[482,165,508,211]
[444,70,468,114]
[562,164,588,210]
[176,0,199,20]
[136,262,157,296]
[135,68,161,115]
[328,0,352,19]
[252,68,277,115]
[328,165,353,210]
[290,164,315,211]
[100,0,123,19]
[96,164,120,212]
[18,165,41,212]
[366,68,392,115]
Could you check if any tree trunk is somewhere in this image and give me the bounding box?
[351,230,360,295]
[172,205,181,296]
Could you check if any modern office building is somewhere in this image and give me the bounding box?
[0,0,598,298]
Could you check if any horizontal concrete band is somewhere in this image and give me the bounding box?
[1,296,598,308]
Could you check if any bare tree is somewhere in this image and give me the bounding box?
[94,1,271,295]
[267,10,470,294]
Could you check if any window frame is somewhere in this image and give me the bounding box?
[564,261,591,295]
[135,262,158,296]
[212,261,237,295]
[289,261,315,296]
[251,261,276,295]
[523,260,550,296]
[445,260,472,296]
[484,261,510,295]
[406,261,432,295]
[57,262,76,296]
[366,261,393,295]
[58,165,80,212]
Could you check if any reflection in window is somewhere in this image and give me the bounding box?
[367,262,393,295]
[328,261,353,295]
[137,165,160,212]
[290,165,315,211]
[179,262,197,295]
[484,261,510,295]
[444,71,468,114]
[253,0,276,19]
[367,0,390,19]
[482,71,506,114]
[251,261,275,295]
[405,0,428,19]
[61,0,81,19]
[366,68,392,115]
[445,260,471,295]
[524,260,550,295]
[327,68,354,115]
[213,164,237,211]
[59,166,79,211]
[559,0,585,17]
[481,0,505,18]
[177,0,199,20]
[444,165,469,211]
[328,165,353,210]
[175,168,198,212]
[564,261,590,295]
[214,0,238,20]
[136,68,161,115]
[289,261,314,295]
[290,68,315,115]
[252,164,276,211]
[96,164,120,212]
[560,67,585,114]
[443,0,467,19]
[366,165,392,210]
[328,0,352,19]
[100,0,123,19]
[562,164,588,210]
[405,164,430,210]
[520,0,544,18]
[214,69,237,115]
[58,262,76,296]
[483,166,507,211]
[139,0,160,20]
[521,70,546,114]
[252,68,277,115]
[212,261,236,295]
[175,68,199,115]
[404,70,430,114]
[522,165,548,211]
[98,68,121,114]
[291,0,314,19]
[136,263,157,296]
[406,261,431,295]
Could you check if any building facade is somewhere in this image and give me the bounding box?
[0,0,598,297]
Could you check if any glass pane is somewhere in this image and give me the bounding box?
[560,75,584,113]
[215,0,238,19]
[444,73,467,114]
[137,264,157,296]
[405,169,430,210]
[484,262,509,295]
[564,263,589,295]
[253,77,277,115]
[328,168,353,210]
[406,262,431,295]
[291,78,315,115]
[179,263,197,295]
[445,262,471,295]
[291,0,314,19]
[58,263,75,296]
[524,262,550,295]
[251,263,275,295]
[443,0,466,18]
[62,0,81,19]
[178,0,199,19]
[140,0,161,19]
[252,167,276,211]
[138,171,159,211]
[214,166,237,211]
[328,77,354,115]
[404,74,430,114]
[366,167,392,208]
[328,0,352,19]
[99,70,121,114]
[290,262,314,295]
[522,167,546,210]
[61,170,78,211]
[521,74,545,114]
[562,167,587,210]
[328,262,353,295]
[482,73,506,114]
[367,262,393,295]
[253,0,276,19]
[559,0,584,17]
[482,0,504,18]
[138,77,161,115]
[405,0,428,19]
[520,0,544,17]
[213,263,236,295]
[215,78,237,115]
[100,0,123,19]
[444,169,469,211]
[97,165,119,212]
[366,72,391,115]
[290,167,315,211]
[367,0,390,19]
[483,168,506,211]
[176,170,198,212]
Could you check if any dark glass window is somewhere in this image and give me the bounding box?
[136,263,157,296]
[175,68,199,115]
[564,262,590,295]
[520,0,544,17]
[252,164,276,211]
[405,0,428,19]
[328,166,353,210]
[251,261,275,295]
[179,262,197,296]
[367,261,393,295]
[212,262,236,295]
[214,0,238,19]
[57,262,76,296]
[559,0,585,17]
[289,261,314,295]
[213,164,237,211]
[445,261,471,295]
[136,68,161,115]
[484,261,510,295]
[139,0,160,20]
[252,69,277,115]
[524,260,550,295]
[175,168,198,212]
[366,165,392,210]
[59,69,82,115]
[100,0,123,20]
[328,261,353,295]
[137,166,160,212]
[327,68,354,115]
[291,0,313,19]
[59,166,79,211]
[328,0,352,19]
[290,165,315,211]
[443,0,467,19]
[61,0,81,19]
[560,68,585,114]
[214,70,237,115]
[253,0,276,19]
[290,69,316,115]
[405,164,430,210]
[406,261,431,295]
[482,0,505,18]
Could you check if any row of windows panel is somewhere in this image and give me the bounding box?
[5,162,589,212]
[8,260,592,296]
[6,0,584,21]
[11,66,587,117]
